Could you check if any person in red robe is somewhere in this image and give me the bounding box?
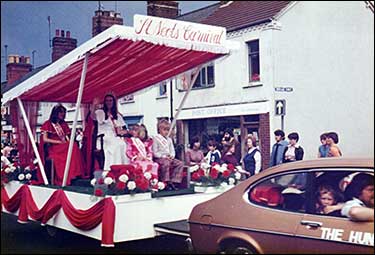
[38,104,83,186]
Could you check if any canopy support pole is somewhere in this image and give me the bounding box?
[62,53,89,187]
[168,66,202,137]
[17,98,49,185]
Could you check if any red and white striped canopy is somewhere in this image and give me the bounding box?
[3,17,234,104]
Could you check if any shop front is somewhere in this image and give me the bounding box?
[176,101,271,170]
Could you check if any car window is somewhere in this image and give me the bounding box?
[307,170,373,218]
[248,172,308,213]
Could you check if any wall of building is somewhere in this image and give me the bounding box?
[272,1,374,158]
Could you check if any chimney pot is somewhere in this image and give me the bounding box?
[56,29,60,37]
[20,56,25,63]
[66,31,71,38]
[61,30,65,37]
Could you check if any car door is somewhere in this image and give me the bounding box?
[294,169,374,254]
[242,171,309,253]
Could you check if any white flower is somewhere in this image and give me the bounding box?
[219,166,227,173]
[25,166,31,171]
[25,173,32,180]
[127,181,136,190]
[104,177,114,185]
[221,163,228,169]
[228,177,235,185]
[102,171,109,177]
[33,158,38,165]
[189,165,199,172]
[9,166,17,172]
[18,174,25,181]
[214,165,221,172]
[234,172,241,180]
[144,172,152,180]
[158,182,165,190]
[4,167,11,173]
[90,178,97,186]
[150,178,158,186]
[220,182,228,188]
[119,174,129,183]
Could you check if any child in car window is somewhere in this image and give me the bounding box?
[315,185,344,215]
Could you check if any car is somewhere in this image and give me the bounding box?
[188,158,374,254]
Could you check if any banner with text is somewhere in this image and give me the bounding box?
[134,14,226,46]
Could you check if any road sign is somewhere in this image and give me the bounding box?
[275,87,293,92]
[275,100,286,116]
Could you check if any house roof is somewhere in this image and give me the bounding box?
[178,1,291,32]
[2,64,50,94]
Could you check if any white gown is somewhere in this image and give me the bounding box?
[95,109,129,170]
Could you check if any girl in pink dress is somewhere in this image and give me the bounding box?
[126,124,158,178]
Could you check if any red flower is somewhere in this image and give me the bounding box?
[211,162,219,167]
[222,170,231,178]
[197,169,205,176]
[135,177,149,191]
[192,172,201,181]
[98,178,104,185]
[210,168,219,179]
[95,189,104,196]
[227,164,235,172]
[116,182,126,190]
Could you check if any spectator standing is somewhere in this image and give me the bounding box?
[221,143,238,166]
[318,133,329,158]
[221,128,241,164]
[269,129,288,167]
[242,136,261,178]
[282,132,304,163]
[326,132,342,157]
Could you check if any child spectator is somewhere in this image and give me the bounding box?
[315,184,344,215]
[205,140,221,165]
[152,119,184,191]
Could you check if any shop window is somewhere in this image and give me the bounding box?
[123,116,143,130]
[247,40,260,82]
[193,63,215,88]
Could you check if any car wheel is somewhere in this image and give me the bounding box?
[227,246,254,254]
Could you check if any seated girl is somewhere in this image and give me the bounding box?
[185,136,206,166]
[126,124,158,178]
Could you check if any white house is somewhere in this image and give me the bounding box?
[119,1,374,169]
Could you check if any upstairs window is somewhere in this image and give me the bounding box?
[158,81,168,98]
[247,40,260,82]
[193,63,215,88]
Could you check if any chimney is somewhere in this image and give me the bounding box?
[52,29,77,62]
[147,1,179,19]
[92,10,123,37]
[6,54,32,85]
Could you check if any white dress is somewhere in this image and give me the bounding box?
[95,109,129,170]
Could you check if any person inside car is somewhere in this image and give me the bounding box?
[315,184,344,216]
[341,173,374,221]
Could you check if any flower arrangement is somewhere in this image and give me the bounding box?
[190,162,243,187]
[1,161,38,187]
[91,164,166,197]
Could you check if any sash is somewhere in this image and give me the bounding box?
[132,137,147,159]
[154,134,170,152]
[52,123,66,141]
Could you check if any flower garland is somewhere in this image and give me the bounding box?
[189,162,243,187]
[90,164,166,197]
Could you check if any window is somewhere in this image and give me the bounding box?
[123,116,143,130]
[158,81,168,98]
[249,172,307,212]
[119,94,135,104]
[193,63,215,88]
[247,40,260,82]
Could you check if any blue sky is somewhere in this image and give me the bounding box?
[1,1,217,82]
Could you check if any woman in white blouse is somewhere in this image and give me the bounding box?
[95,94,129,171]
